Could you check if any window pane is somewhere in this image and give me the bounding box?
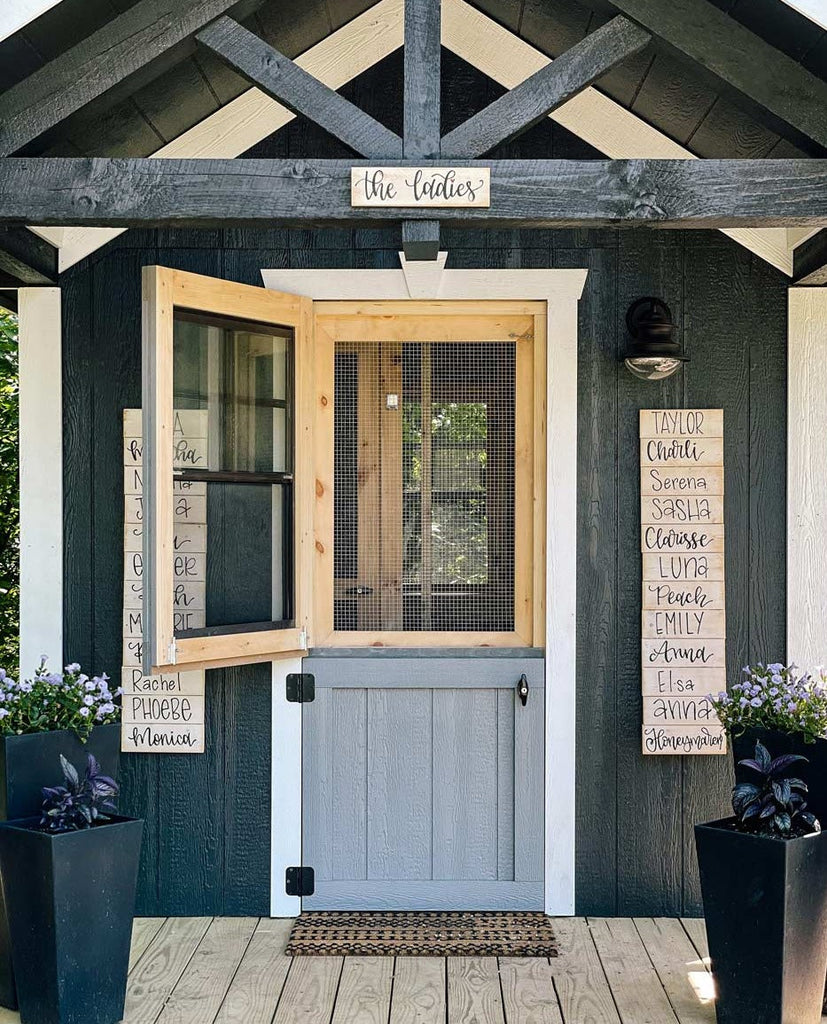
[333,339,516,632]
[172,312,293,634]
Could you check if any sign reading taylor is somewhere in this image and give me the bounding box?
[351,167,491,208]
[640,409,727,756]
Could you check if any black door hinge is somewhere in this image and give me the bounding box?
[286,866,315,897]
[286,672,315,703]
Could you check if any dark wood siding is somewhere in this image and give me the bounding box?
[60,51,788,917]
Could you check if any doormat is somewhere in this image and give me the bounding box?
[285,911,559,957]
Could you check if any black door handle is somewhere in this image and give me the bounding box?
[517,673,529,707]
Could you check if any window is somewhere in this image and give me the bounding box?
[314,303,546,647]
[142,267,312,672]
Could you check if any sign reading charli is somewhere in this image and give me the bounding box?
[122,409,207,754]
[351,166,491,207]
[640,409,727,756]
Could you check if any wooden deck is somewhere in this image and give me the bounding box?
[93,917,721,1023]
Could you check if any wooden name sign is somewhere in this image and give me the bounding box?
[351,167,491,207]
[121,409,206,754]
[640,409,727,756]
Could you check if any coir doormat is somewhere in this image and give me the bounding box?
[285,911,559,957]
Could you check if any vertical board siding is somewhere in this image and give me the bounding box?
[59,51,787,917]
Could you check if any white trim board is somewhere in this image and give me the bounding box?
[779,0,827,31]
[18,288,63,676]
[262,258,587,917]
[788,288,827,670]
[0,0,65,43]
[31,0,798,275]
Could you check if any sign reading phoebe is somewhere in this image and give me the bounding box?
[351,167,491,207]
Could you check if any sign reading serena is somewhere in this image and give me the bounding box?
[351,167,491,207]
[640,409,727,756]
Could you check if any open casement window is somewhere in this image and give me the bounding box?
[314,301,547,648]
[141,267,312,672]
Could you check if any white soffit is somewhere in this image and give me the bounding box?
[31,0,799,274]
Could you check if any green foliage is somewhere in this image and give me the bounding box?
[0,661,120,741]
[0,311,17,668]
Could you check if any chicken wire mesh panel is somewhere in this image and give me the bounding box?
[333,339,516,632]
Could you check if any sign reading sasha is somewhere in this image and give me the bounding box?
[351,166,491,207]
[640,409,727,756]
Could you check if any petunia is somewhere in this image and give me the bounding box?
[83,694,95,706]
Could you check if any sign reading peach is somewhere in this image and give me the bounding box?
[351,167,491,207]
[640,409,727,755]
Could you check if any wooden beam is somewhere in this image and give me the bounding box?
[602,0,827,152]
[441,16,650,158]
[3,157,827,228]
[403,0,441,258]
[196,16,402,158]
[402,221,440,261]
[793,229,827,285]
[0,226,57,285]
[0,0,263,156]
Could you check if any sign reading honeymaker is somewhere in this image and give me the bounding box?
[640,409,728,756]
[351,167,491,207]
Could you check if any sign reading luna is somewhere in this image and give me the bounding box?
[640,409,727,756]
[351,167,491,207]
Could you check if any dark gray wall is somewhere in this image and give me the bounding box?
[60,50,788,917]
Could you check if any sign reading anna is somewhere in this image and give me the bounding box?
[351,166,491,207]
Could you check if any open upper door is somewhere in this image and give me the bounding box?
[141,266,313,672]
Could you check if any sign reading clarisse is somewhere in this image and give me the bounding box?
[351,167,491,208]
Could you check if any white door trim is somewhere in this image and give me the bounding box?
[18,287,63,677]
[263,257,587,916]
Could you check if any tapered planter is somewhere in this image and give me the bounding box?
[0,724,120,1010]
[0,814,142,1024]
[731,728,827,824]
[695,817,827,1024]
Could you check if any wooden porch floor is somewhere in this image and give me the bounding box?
[0,914,794,1024]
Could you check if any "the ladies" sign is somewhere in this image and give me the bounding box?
[351,167,491,207]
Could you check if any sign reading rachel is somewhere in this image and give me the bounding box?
[351,166,491,207]
[640,408,728,756]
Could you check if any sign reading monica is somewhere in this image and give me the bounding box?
[640,409,727,756]
[351,167,491,207]
[122,409,206,754]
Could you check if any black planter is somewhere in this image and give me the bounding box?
[0,724,120,1010]
[695,817,827,1024]
[731,727,827,825]
[0,815,142,1024]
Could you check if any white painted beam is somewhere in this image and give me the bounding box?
[18,287,62,675]
[779,0,827,32]
[0,0,65,43]
[788,287,827,670]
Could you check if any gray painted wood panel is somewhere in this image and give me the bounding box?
[302,655,545,910]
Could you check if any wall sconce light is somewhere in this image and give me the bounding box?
[623,297,688,381]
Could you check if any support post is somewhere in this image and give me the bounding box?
[18,287,62,675]
[787,287,827,668]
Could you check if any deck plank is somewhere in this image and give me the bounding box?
[549,918,621,1024]
[589,918,680,1024]
[123,917,213,1024]
[129,918,167,972]
[332,957,394,1024]
[154,917,257,1024]
[680,920,709,960]
[447,957,505,1024]
[272,955,343,1024]
[634,919,715,1024]
[389,957,446,1024]
[499,957,564,1024]
[213,919,293,1024]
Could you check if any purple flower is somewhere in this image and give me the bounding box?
[750,697,763,707]
[0,709,9,720]
[99,702,114,715]
[64,663,80,674]
[18,681,32,693]
[83,694,95,707]
[78,707,90,718]
[84,680,97,691]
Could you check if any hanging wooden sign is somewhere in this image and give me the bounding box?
[640,409,727,756]
[351,167,491,207]
[121,409,207,754]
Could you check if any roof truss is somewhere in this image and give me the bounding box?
[793,229,827,285]
[19,0,822,273]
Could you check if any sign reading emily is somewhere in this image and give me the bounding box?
[640,409,727,756]
[351,166,491,208]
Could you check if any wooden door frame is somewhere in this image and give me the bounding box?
[264,256,587,918]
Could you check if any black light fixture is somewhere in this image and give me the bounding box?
[623,297,688,381]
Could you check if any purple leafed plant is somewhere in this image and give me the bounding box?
[40,753,119,832]
[732,740,820,838]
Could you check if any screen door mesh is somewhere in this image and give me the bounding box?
[333,340,516,632]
